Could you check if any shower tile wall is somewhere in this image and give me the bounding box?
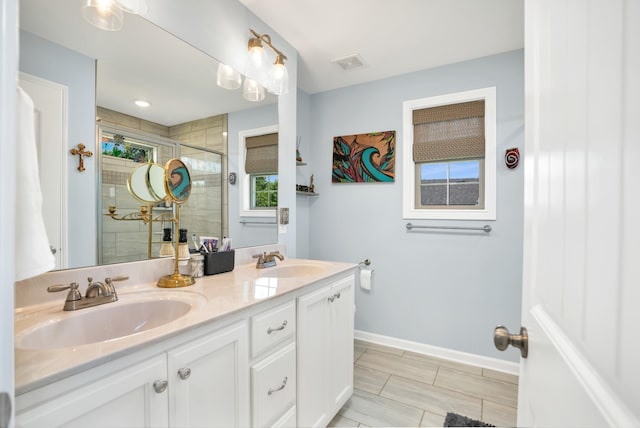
[169,114,228,241]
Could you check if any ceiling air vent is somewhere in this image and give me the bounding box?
[332,54,366,71]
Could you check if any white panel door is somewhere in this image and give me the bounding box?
[519,0,640,426]
[297,285,330,428]
[18,73,68,270]
[168,322,249,428]
[327,277,354,411]
[16,355,169,428]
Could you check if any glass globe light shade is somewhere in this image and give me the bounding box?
[243,78,265,102]
[81,0,124,31]
[266,58,289,95]
[216,63,242,90]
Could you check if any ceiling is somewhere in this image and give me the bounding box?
[19,0,276,127]
[19,0,523,125]
[239,0,524,94]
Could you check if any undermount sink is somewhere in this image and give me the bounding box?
[259,264,326,278]
[16,291,206,350]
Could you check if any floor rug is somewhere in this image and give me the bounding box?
[443,412,496,427]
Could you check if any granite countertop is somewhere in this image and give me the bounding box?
[15,258,356,394]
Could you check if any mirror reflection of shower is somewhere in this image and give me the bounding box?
[98,127,222,265]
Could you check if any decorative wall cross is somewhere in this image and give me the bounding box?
[70,143,93,172]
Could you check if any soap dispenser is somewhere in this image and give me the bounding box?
[159,227,174,257]
[178,228,190,265]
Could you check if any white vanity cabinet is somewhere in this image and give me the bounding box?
[167,321,249,428]
[250,301,297,428]
[16,354,169,428]
[16,321,249,428]
[297,275,355,427]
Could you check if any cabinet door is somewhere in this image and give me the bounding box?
[297,285,331,428]
[327,277,355,410]
[17,355,168,428]
[168,321,249,428]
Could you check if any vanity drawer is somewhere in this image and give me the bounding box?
[251,342,296,427]
[251,301,295,358]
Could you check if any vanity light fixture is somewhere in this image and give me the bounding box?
[215,29,289,100]
[81,0,150,31]
[134,99,151,107]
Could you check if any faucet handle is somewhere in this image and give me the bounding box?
[47,282,82,303]
[47,282,79,293]
[253,253,266,261]
[106,275,129,283]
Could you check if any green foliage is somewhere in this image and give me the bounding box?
[253,175,278,208]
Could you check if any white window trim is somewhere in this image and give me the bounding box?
[238,125,278,218]
[402,87,496,220]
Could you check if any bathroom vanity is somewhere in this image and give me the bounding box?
[14,255,355,428]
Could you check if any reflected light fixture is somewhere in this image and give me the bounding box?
[81,0,124,31]
[134,99,151,107]
[215,28,289,101]
[243,78,266,102]
[82,0,150,31]
[216,63,242,90]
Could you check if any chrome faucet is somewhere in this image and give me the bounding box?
[47,275,128,311]
[253,251,284,268]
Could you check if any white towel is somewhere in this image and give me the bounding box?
[15,87,55,281]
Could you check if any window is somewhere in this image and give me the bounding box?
[403,87,496,220]
[238,126,278,217]
[251,174,278,209]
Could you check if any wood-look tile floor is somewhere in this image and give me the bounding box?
[328,340,518,427]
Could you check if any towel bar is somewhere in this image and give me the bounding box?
[405,223,491,233]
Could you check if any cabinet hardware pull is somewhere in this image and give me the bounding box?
[335,292,341,299]
[267,320,288,334]
[178,367,191,380]
[267,376,288,395]
[328,295,335,302]
[153,380,168,393]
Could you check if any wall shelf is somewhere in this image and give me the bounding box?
[296,191,319,197]
[296,161,307,166]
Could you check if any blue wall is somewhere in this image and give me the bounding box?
[305,50,524,361]
[19,31,97,268]
[228,104,279,248]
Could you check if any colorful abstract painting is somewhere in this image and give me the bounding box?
[332,131,396,183]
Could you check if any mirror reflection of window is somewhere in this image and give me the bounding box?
[251,174,278,209]
[241,130,278,215]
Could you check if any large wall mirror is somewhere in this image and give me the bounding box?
[19,0,279,269]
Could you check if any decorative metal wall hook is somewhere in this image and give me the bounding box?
[70,143,93,172]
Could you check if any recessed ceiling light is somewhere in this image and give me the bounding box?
[134,99,151,107]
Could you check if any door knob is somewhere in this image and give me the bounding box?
[494,325,528,358]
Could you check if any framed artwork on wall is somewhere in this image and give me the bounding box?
[332,130,396,183]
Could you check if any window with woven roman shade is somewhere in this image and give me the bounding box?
[238,126,279,217]
[402,87,496,220]
[412,100,485,163]
[245,132,278,174]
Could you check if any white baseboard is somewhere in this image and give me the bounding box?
[355,330,520,375]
